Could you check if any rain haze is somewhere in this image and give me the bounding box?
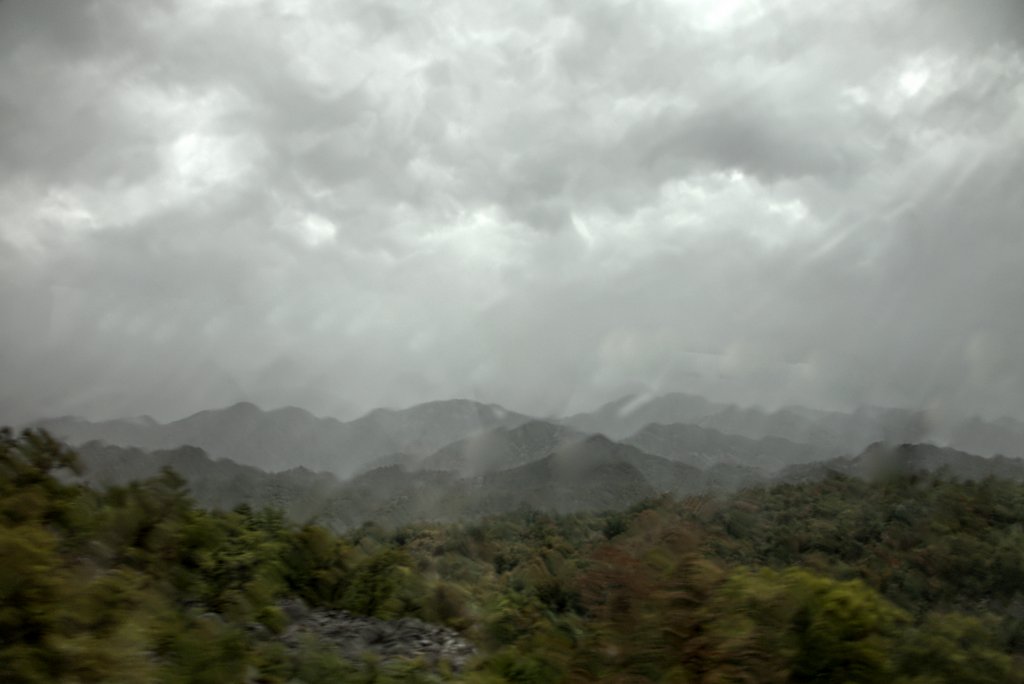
[1,0,1022,426]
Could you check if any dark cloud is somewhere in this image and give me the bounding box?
[0,0,1021,425]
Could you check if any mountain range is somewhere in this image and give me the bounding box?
[35,399,532,478]
[622,422,833,472]
[35,394,1024,478]
[71,441,341,522]
[779,441,1024,484]
[71,435,705,528]
[71,431,1024,532]
[564,393,941,456]
[413,420,586,476]
[29,391,1024,529]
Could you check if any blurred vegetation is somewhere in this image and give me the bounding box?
[3,427,1024,682]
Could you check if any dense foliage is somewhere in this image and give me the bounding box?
[3,427,1024,682]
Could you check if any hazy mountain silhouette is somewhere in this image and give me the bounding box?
[779,442,1024,483]
[67,432,714,528]
[34,393,1020,487]
[946,416,1024,459]
[416,420,586,475]
[73,441,342,522]
[563,393,727,438]
[34,399,532,478]
[623,422,833,472]
[565,394,932,455]
[700,404,930,454]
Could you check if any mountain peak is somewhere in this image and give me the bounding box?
[225,401,263,414]
[582,433,616,448]
[267,405,317,421]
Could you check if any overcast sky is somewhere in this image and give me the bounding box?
[1,0,1022,424]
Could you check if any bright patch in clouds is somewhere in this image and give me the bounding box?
[171,133,239,190]
[686,0,767,32]
[899,68,930,97]
[299,214,337,247]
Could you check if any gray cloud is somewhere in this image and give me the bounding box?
[0,0,1022,425]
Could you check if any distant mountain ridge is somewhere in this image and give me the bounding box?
[73,441,343,523]
[563,393,727,438]
[70,433,739,529]
[69,433,1024,531]
[31,393,1024,481]
[565,393,1020,459]
[34,399,532,478]
[564,393,931,455]
[779,442,1024,483]
[415,420,587,476]
[623,422,834,472]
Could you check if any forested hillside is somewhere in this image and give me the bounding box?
[4,427,1024,683]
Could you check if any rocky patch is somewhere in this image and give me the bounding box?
[274,600,476,672]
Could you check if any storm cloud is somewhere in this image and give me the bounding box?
[1,0,1022,424]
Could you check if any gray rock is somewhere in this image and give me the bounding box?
[270,605,476,672]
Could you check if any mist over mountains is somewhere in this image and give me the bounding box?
[32,391,1024,530]
[35,399,532,478]
[34,392,1023,473]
